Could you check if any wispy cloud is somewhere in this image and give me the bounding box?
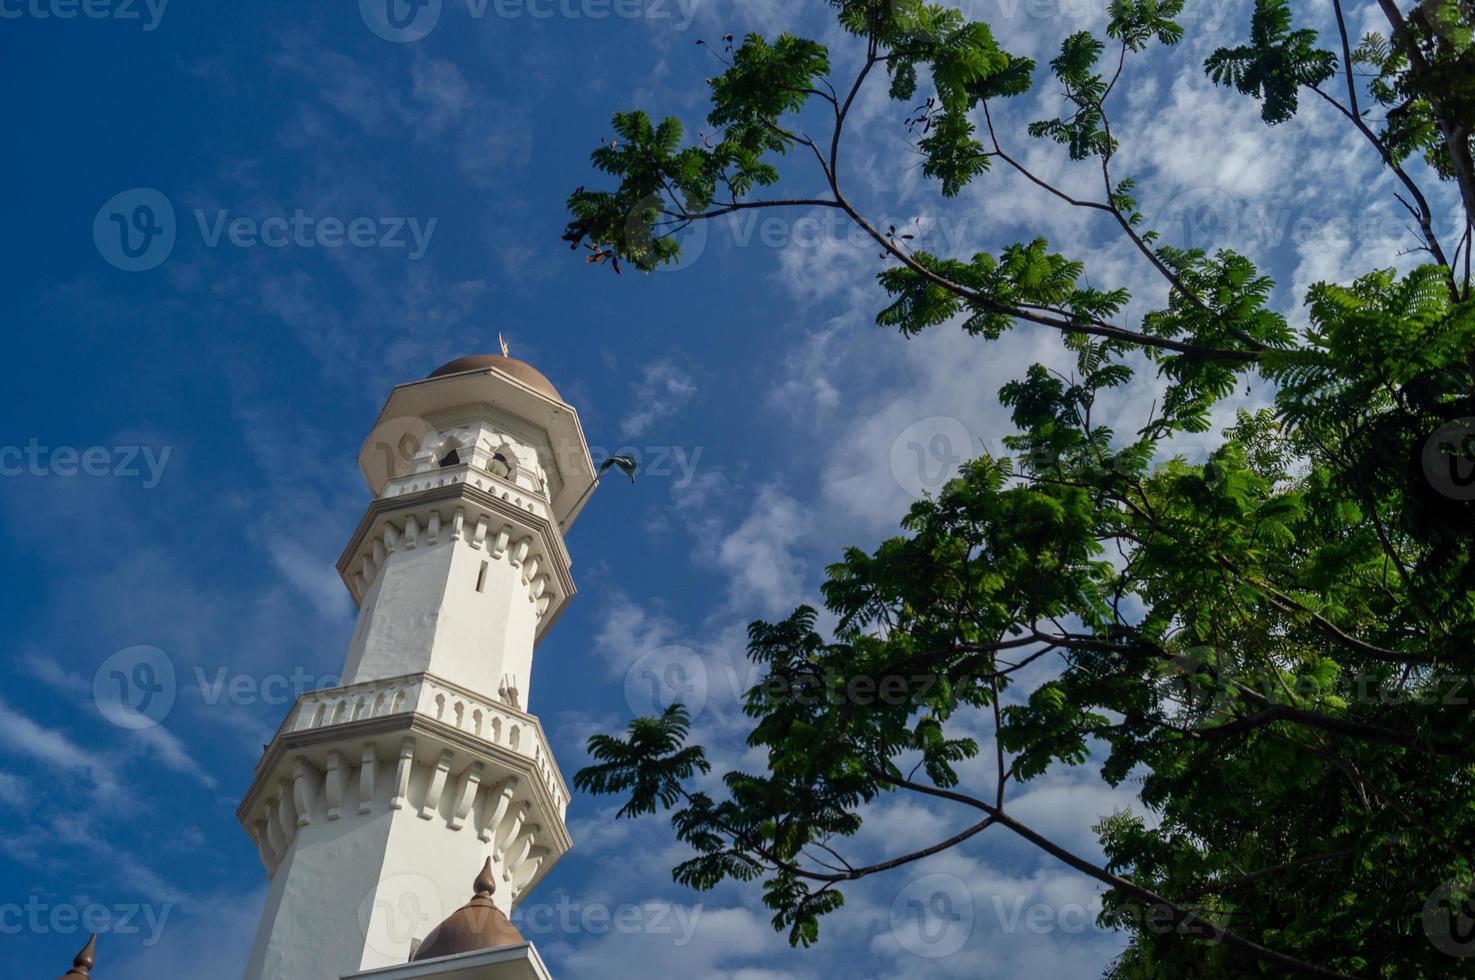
[0,698,124,802]
[620,359,698,439]
[20,652,217,789]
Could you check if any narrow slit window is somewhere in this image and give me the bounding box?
[475,560,489,593]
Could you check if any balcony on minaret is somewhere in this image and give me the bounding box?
[386,422,551,511]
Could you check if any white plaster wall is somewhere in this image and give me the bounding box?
[429,540,537,707]
[244,756,398,980]
[341,538,539,704]
[245,753,524,980]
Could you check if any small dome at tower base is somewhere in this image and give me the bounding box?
[411,859,526,963]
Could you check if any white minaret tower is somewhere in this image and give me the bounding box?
[239,353,598,980]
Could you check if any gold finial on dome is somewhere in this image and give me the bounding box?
[55,933,96,979]
[499,332,510,358]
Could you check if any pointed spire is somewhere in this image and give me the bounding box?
[474,856,496,899]
[55,933,95,979]
[499,333,511,358]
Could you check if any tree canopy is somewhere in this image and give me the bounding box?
[564,2,1475,976]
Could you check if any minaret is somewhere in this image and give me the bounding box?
[239,354,597,980]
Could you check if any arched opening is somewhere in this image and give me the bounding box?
[489,444,518,480]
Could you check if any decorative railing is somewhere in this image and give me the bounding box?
[278,672,567,812]
[340,473,566,626]
[383,461,550,522]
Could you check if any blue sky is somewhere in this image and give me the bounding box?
[0,1,1457,977]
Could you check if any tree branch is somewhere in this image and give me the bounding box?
[865,764,1358,979]
[1374,0,1475,237]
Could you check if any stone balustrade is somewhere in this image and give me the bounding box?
[280,672,567,813]
[383,461,549,522]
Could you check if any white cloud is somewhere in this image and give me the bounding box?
[107,887,266,980]
[410,58,475,138]
[17,654,219,790]
[0,699,124,802]
[551,904,816,980]
[127,725,219,791]
[265,534,353,621]
[621,359,699,439]
[710,484,809,617]
[590,592,686,678]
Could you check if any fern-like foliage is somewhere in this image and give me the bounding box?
[1205,0,1337,124]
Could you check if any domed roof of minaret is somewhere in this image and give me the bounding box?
[410,858,526,962]
[427,355,561,401]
